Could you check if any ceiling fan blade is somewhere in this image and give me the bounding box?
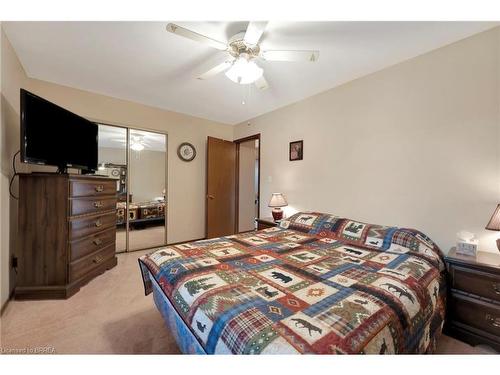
[198,61,233,80]
[196,54,235,80]
[244,21,268,46]
[261,50,319,62]
[254,75,269,90]
[166,23,227,51]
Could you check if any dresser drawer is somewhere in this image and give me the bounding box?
[70,196,117,217]
[449,294,500,337]
[69,212,116,240]
[70,179,116,197]
[70,227,116,261]
[70,244,116,282]
[450,264,500,303]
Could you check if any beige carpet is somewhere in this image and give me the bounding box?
[1,249,180,354]
[0,250,496,354]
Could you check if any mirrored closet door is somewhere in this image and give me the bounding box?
[97,124,167,253]
[128,129,167,251]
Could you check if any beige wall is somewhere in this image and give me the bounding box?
[0,28,233,309]
[1,28,28,310]
[235,27,500,254]
[238,140,258,232]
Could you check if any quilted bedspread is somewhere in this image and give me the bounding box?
[139,212,446,354]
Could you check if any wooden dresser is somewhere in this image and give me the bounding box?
[15,173,118,299]
[444,247,500,351]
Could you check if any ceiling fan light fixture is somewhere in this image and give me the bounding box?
[225,57,263,85]
[131,142,145,151]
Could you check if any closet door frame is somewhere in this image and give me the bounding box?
[95,121,168,253]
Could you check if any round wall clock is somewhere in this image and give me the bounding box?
[177,142,196,162]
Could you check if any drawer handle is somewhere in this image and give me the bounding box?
[493,283,500,295]
[93,201,104,208]
[95,185,104,192]
[92,238,103,246]
[92,256,103,264]
[485,314,500,328]
[94,219,102,228]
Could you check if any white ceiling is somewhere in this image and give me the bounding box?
[3,21,498,125]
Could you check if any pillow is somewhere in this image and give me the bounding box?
[331,219,395,249]
[279,212,441,260]
[279,212,341,234]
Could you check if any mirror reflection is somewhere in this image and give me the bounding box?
[128,129,167,251]
[97,124,167,252]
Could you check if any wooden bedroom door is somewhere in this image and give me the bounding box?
[206,136,237,238]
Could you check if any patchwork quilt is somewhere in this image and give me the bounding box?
[139,212,446,354]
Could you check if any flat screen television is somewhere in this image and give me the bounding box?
[20,89,98,173]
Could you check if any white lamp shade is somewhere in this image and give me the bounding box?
[268,193,288,208]
[486,204,500,231]
[225,57,263,84]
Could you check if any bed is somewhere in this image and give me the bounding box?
[116,200,166,226]
[138,212,446,354]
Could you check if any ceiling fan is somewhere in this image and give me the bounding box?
[166,22,320,90]
[111,135,151,151]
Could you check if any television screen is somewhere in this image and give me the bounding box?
[20,89,98,172]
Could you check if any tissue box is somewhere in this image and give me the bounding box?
[456,240,478,256]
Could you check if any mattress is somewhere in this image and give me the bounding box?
[139,212,446,354]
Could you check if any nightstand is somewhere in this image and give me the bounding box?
[255,217,279,230]
[444,247,500,351]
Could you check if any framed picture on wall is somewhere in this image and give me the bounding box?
[289,140,303,161]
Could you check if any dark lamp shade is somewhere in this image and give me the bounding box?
[485,204,500,231]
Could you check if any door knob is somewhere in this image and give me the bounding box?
[207,195,215,200]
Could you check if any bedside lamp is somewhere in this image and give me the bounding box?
[485,204,500,251]
[268,193,288,221]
